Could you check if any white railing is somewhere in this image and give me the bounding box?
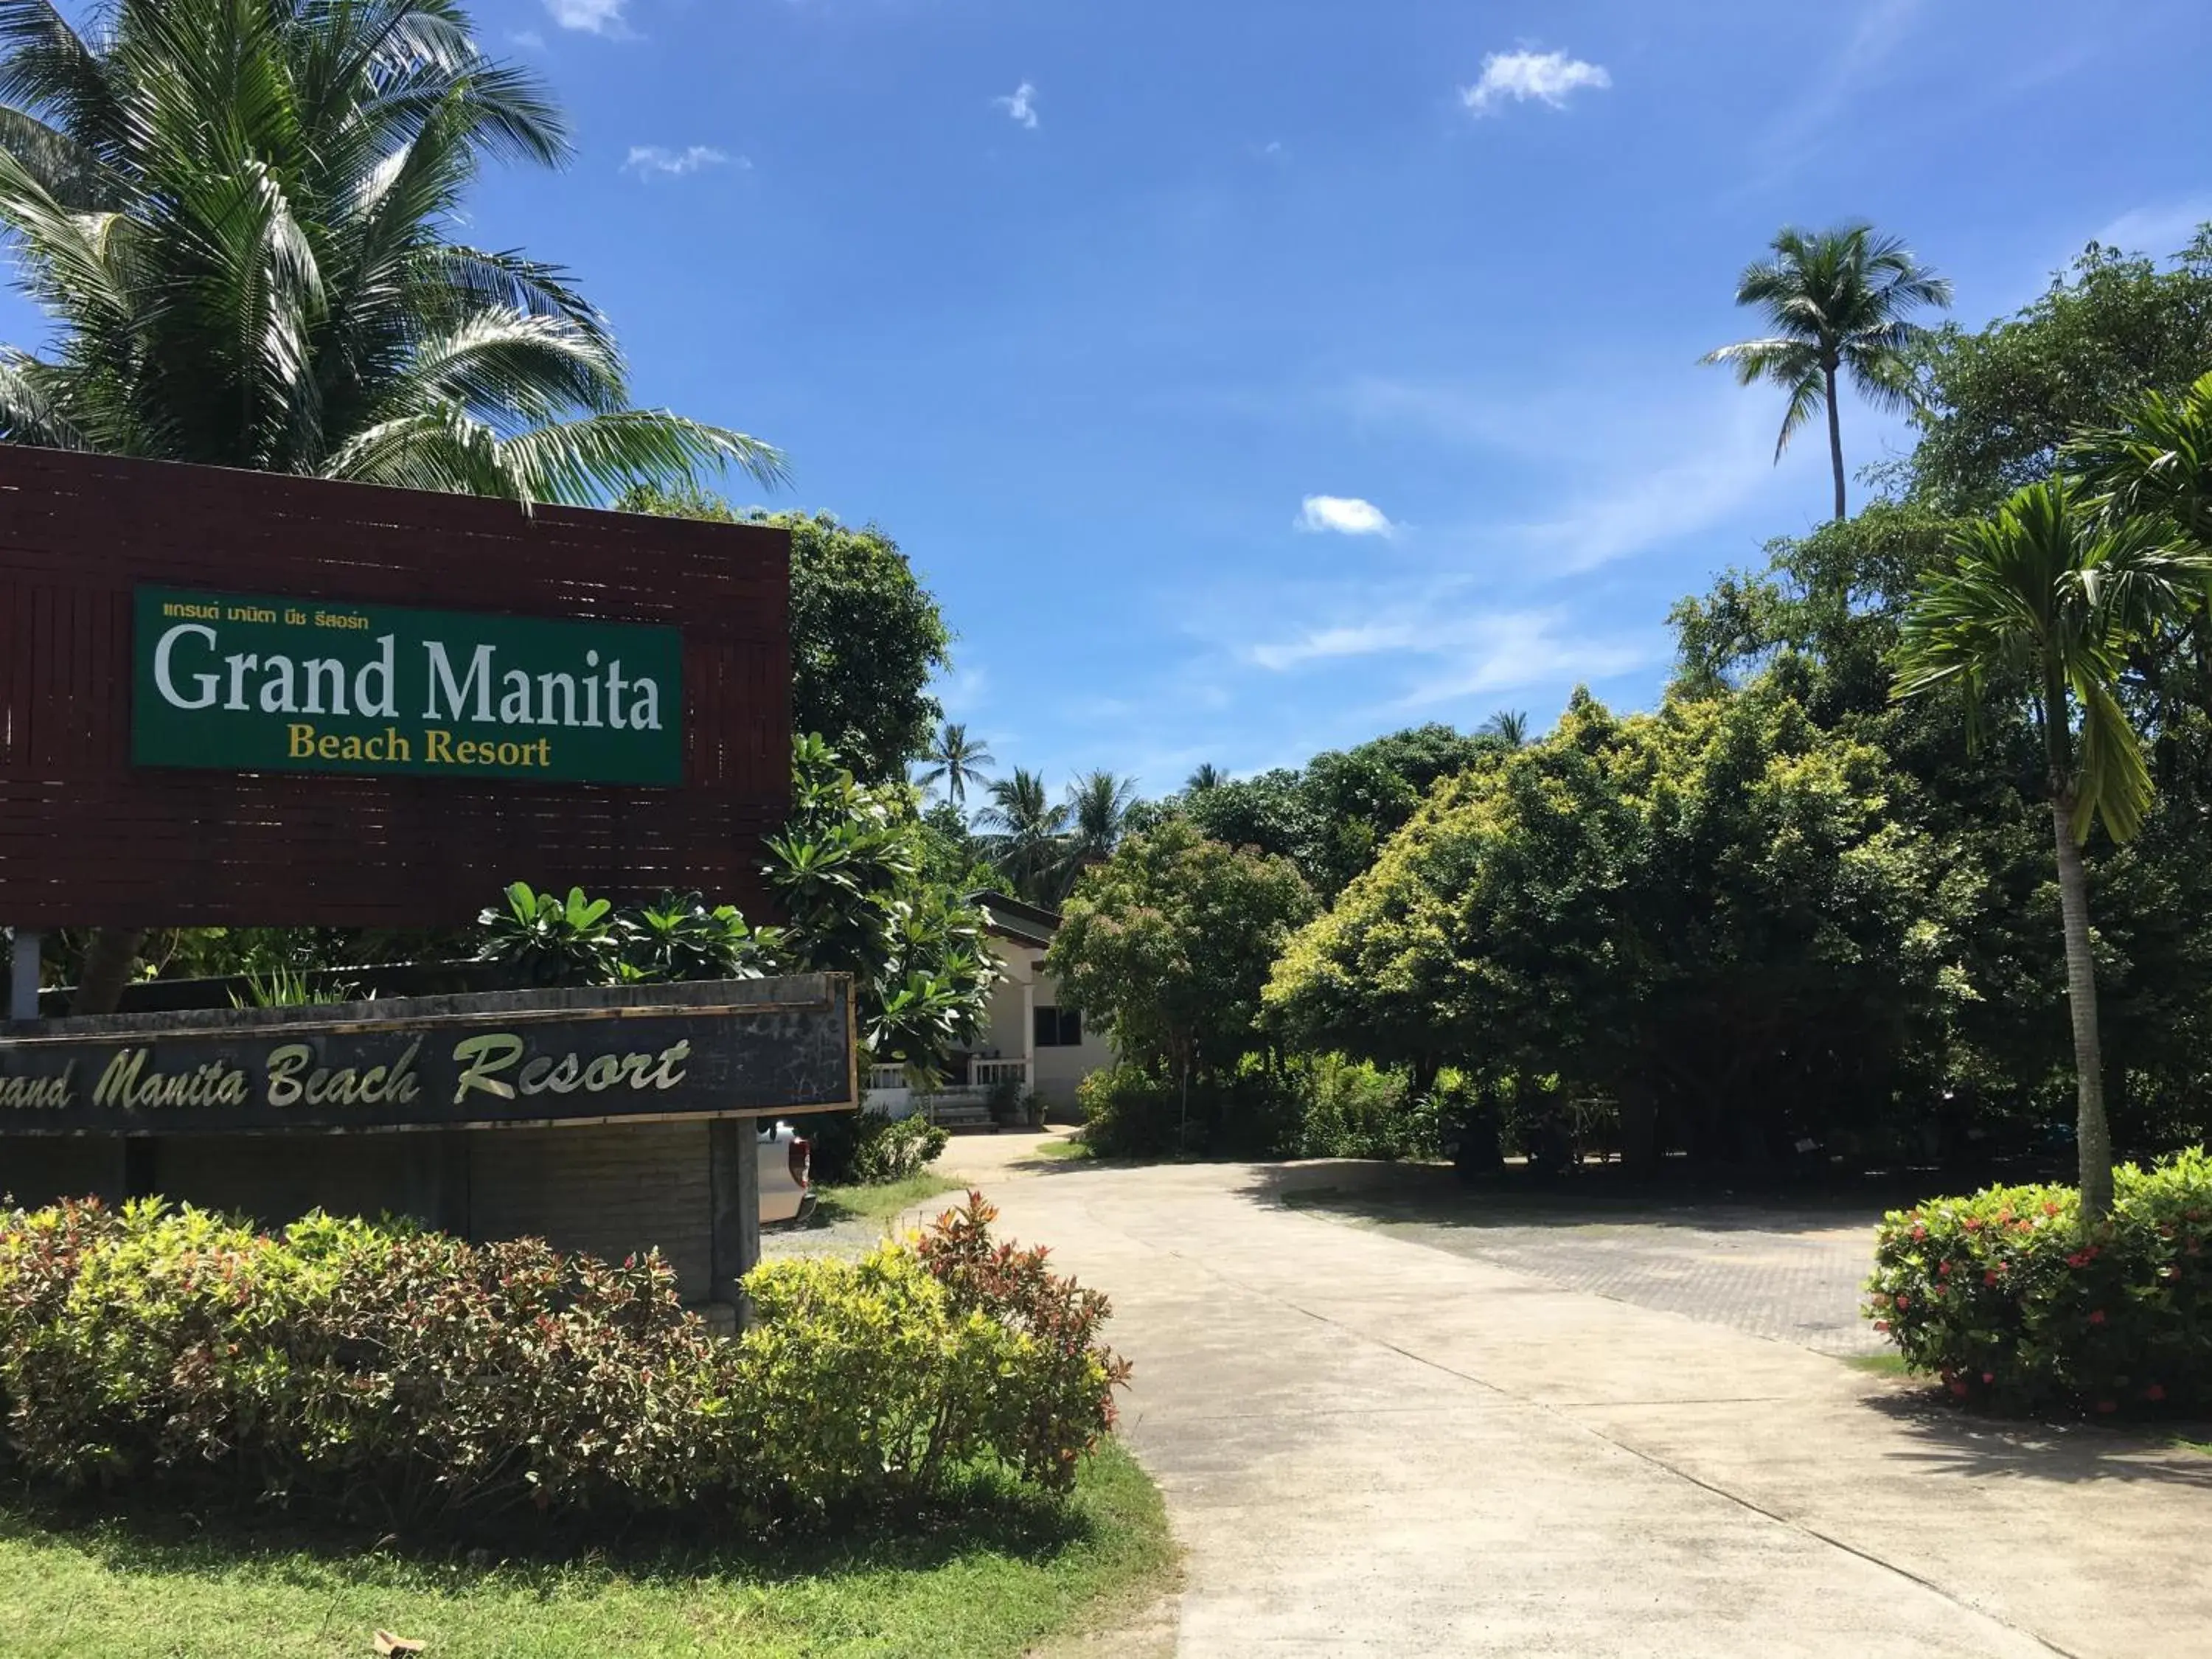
[865,1064,908,1092]
[970,1058,1029,1088]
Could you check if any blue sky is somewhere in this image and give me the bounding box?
[21,0,2212,799]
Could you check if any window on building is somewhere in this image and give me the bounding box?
[1033,1006,1082,1048]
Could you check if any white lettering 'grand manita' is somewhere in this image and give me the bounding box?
[149,619,664,732]
[421,641,662,731]
[153,622,400,719]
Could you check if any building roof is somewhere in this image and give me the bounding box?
[967,889,1060,950]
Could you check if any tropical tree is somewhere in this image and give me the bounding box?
[1266,687,1947,1171]
[1704,223,1952,520]
[1479,709,1528,747]
[1907,231,2212,511]
[1893,480,2208,1219]
[0,0,778,496]
[1050,815,1315,1104]
[917,723,995,813]
[1065,769,1138,868]
[1184,762,1225,793]
[976,768,1071,904]
[619,488,952,785]
[2072,370,2212,551]
[0,0,781,1012]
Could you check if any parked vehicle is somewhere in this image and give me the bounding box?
[760,1119,815,1227]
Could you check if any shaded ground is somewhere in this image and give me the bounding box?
[1263,1164,1891,1355]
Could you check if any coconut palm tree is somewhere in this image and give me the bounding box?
[0,0,779,498]
[1478,709,1528,748]
[914,722,995,813]
[1185,762,1225,793]
[0,0,781,1012]
[976,768,1070,905]
[1065,769,1137,868]
[1893,479,2207,1220]
[1704,223,1951,521]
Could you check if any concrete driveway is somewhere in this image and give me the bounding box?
[934,1135,2212,1659]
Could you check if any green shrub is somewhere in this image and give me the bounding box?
[917,1192,1132,1492]
[810,1110,950,1186]
[1865,1148,2212,1416]
[0,1194,1125,1530]
[1295,1055,1439,1159]
[1075,1065,1181,1158]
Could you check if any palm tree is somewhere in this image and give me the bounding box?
[1185,762,1225,793]
[0,0,780,1012]
[2072,370,2212,549]
[1704,223,1952,521]
[914,722,995,813]
[1478,709,1528,747]
[1065,769,1137,867]
[1893,479,2207,1220]
[976,768,1070,905]
[0,0,779,500]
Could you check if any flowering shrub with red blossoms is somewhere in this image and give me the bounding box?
[1866,1147,2212,1417]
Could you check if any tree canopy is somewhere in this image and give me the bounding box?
[619,487,953,785]
[1048,816,1315,1088]
[1902,232,2212,511]
[1266,687,1952,1167]
[0,0,778,501]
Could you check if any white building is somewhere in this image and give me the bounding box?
[863,891,1116,1124]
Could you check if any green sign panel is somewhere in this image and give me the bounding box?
[131,586,684,785]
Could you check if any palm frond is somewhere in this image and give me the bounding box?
[486,408,787,506]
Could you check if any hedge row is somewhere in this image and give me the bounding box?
[0,1190,1126,1529]
[1867,1148,2211,1416]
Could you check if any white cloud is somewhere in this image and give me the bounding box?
[1335,373,1818,571]
[1461,49,1611,114]
[932,664,992,718]
[1394,616,1653,709]
[2093,199,2212,259]
[545,0,626,34]
[624,145,739,180]
[995,82,1038,130]
[1243,603,1652,705]
[510,28,546,51]
[1296,495,1394,537]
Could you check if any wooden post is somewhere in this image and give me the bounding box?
[8,928,38,1020]
[709,1118,761,1331]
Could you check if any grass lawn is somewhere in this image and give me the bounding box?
[1026,1136,1097,1164]
[810,1170,965,1228]
[0,1439,1175,1659]
[1843,1352,1913,1379]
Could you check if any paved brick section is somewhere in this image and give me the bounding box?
[1295,1197,1890,1356]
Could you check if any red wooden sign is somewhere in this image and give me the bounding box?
[0,446,791,928]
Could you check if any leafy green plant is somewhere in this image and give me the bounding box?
[987,1076,1026,1125]
[1865,1148,2212,1416]
[914,1191,1131,1493]
[476,882,627,987]
[229,966,357,1009]
[0,1194,1127,1528]
[622,894,782,984]
[810,1111,950,1186]
[1295,1055,1432,1160]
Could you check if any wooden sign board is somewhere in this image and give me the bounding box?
[0,446,791,928]
[0,975,855,1137]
